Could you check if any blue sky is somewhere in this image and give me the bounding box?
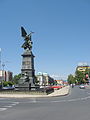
[0,0,90,80]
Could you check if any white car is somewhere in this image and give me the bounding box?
[2,86,15,90]
[79,84,85,89]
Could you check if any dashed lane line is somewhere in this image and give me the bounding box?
[13,102,19,104]
[0,108,7,111]
[3,105,13,108]
[3,102,19,108]
[51,96,90,103]
[10,103,17,106]
[0,102,20,112]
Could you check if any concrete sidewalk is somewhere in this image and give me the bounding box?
[0,86,70,98]
[48,85,70,97]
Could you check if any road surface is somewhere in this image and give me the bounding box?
[0,86,90,120]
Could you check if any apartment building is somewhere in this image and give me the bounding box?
[0,70,13,82]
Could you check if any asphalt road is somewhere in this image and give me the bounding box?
[0,86,90,120]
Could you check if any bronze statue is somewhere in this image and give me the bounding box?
[21,27,34,50]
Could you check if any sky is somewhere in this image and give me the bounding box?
[0,0,90,80]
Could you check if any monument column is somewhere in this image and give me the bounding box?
[18,27,35,90]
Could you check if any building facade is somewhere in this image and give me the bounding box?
[36,72,54,86]
[76,65,90,73]
[55,80,64,85]
[0,70,13,82]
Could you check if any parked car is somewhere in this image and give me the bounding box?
[50,85,63,89]
[79,84,85,89]
[2,86,15,90]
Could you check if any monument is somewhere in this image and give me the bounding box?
[18,27,35,90]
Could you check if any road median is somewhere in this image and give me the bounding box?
[0,86,70,98]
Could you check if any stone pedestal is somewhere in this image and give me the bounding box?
[18,49,35,90]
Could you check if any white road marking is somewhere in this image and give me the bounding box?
[30,98,37,103]
[0,108,7,111]
[51,100,66,103]
[51,96,90,103]
[0,102,19,112]
[10,104,17,106]
[3,106,12,108]
[13,102,19,104]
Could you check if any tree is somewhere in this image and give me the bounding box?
[3,81,13,87]
[13,74,21,84]
[67,74,75,84]
[75,70,85,84]
[53,80,57,85]
[84,68,90,84]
